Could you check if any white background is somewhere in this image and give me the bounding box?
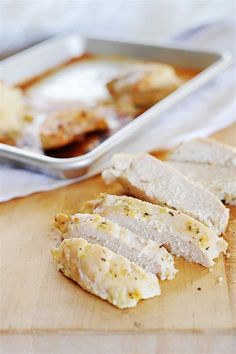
[0,0,235,56]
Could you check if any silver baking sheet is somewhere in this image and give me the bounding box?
[0,34,231,178]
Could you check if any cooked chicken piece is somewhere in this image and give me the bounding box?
[166,138,236,205]
[51,237,160,309]
[168,162,236,206]
[54,213,177,280]
[40,108,108,150]
[85,194,228,268]
[168,138,236,167]
[107,63,182,111]
[102,153,229,235]
[0,82,26,145]
[115,95,144,117]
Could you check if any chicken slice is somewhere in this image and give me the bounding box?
[40,108,108,150]
[85,194,228,268]
[168,138,236,167]
[102,153,229,235]
[168,161,236,206]
[51,237,160,309]
[54,213,177,280]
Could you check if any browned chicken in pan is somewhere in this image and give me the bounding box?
[40,108,108,150]
[107,63,183,114]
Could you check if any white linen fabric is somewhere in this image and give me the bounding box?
[0,1,234,57]
[0,19,236,202]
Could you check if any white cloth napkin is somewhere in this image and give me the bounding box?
[0,19,236,202]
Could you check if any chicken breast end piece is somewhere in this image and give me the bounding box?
[51,237,160,309]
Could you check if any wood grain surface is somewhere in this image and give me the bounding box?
[0,124,236,354]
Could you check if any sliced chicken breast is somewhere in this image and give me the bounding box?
[51,237,160,309]
[168,138,236,167]
[54,213,177,280]
[86,194,228,268]
[102,153,229,234]
[168,161,236,206]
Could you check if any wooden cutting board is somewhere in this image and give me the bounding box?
[1,124,236,354]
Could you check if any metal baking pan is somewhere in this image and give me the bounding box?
[0,34,231,178]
